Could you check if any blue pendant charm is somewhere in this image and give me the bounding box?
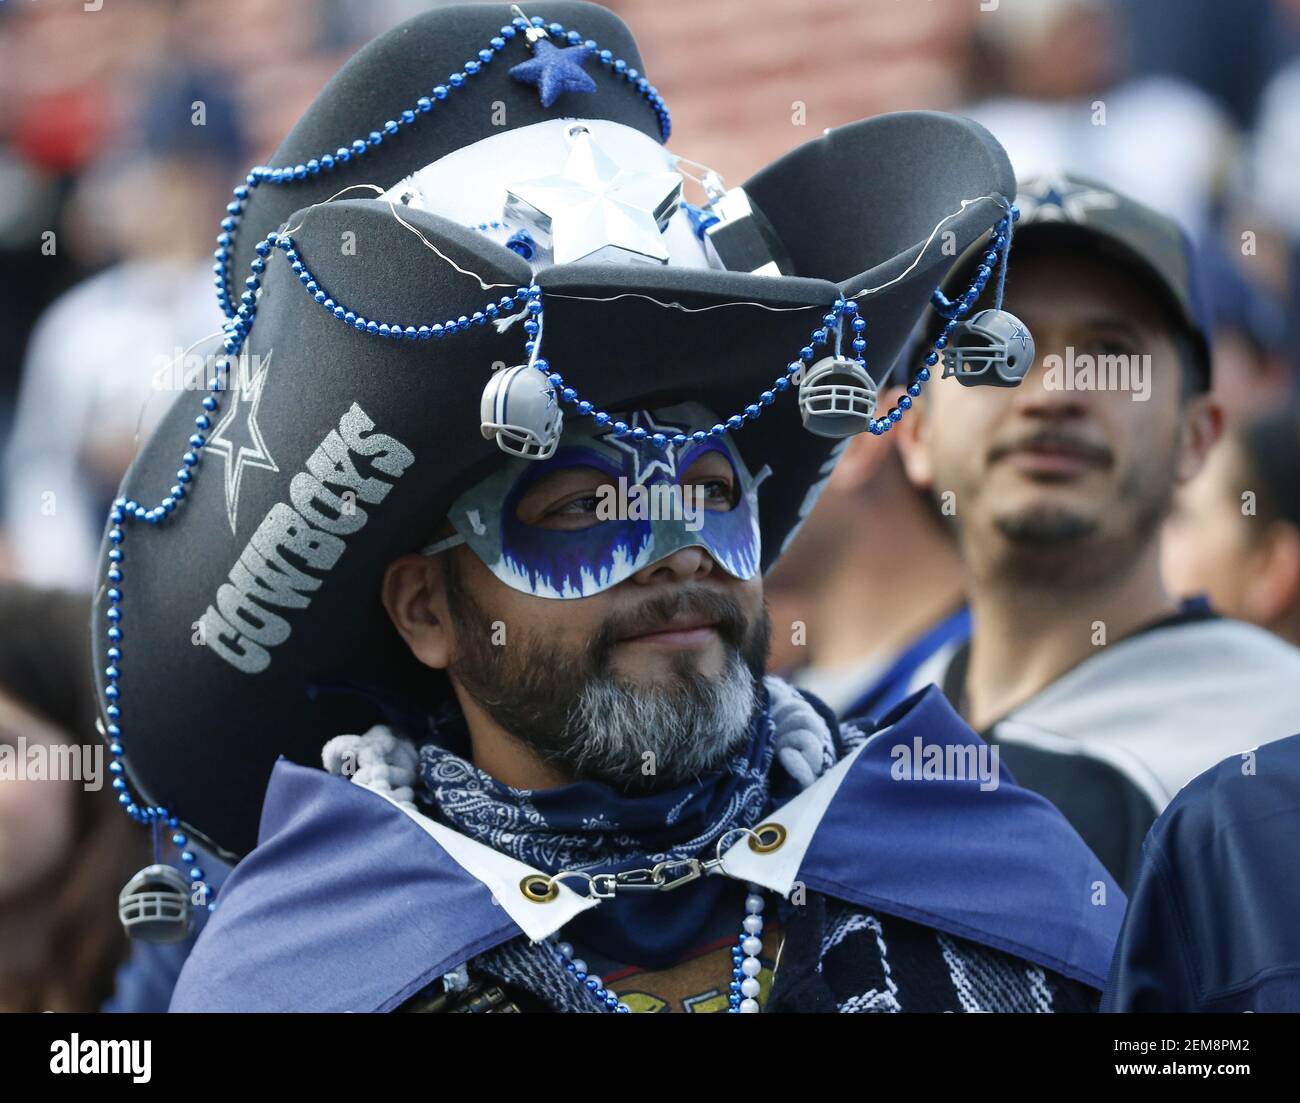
[510,38,597,107]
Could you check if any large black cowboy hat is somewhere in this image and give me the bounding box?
[92,1,1015,859]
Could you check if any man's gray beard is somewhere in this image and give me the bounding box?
[440,552,769,791]
[562,648,758,789]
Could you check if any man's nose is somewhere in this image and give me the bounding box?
[629,544,717,585]
[1013,348,1092,420]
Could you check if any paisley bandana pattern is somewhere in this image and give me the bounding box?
[417,694,777,875]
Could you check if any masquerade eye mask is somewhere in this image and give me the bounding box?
[422,402,767,598]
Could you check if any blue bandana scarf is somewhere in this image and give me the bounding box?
[415,685,799,969]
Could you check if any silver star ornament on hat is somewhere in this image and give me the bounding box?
[504,124,682,265]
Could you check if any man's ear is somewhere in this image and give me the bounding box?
[1242,523,1300,629]
[894,383,935,490]
[1176,395,1225,484]
[382,553,453,671]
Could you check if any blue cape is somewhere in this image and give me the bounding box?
[170,686,1124,1011]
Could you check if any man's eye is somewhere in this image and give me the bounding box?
[1089,338,1135,357]
[691,478,736,508]
[554,494,603,516]
[533,489,618,527]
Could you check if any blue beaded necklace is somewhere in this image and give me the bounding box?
[551,883,771,1013]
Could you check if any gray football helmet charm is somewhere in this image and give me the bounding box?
[480,363,563,460]
[118,863,194,943]
[942,309,1035,387]
[798,355,879,438]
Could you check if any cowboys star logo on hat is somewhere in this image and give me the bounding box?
[1016,171,1120,224]
[205,350,279,535]
[504,124,683,265]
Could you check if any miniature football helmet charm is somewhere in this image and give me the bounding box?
[942,309,1035,387]
[798,355,879,438]
[118,863,194,943]
[480,363,563,460]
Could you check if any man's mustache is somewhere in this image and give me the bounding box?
[987,428,1114,469]
[592,586,751,657]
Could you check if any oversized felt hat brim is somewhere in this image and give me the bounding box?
[92,5,1014,859]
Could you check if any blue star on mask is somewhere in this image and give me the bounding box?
[509,39,597,108]
[607,410,690,485]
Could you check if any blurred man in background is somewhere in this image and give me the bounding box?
[0,0,363,584]
[2,144,229,589]
[1164,405,1300,648]
[895,174,1300,889]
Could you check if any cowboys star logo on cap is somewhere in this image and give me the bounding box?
[1016,171,1120,225]
[205,350,279,534]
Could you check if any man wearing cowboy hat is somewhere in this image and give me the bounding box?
[94,3,1120,1013]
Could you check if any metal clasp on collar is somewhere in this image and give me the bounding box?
[651,858,705,891]
[524,824,787,903]
[589,858,704,898]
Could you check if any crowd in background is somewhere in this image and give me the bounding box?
[1,0,1298,586]
[2,0,1300,1011]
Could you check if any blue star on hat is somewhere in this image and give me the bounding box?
[510,38,597,108]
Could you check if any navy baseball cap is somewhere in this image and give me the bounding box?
[1009,171,1214,390]
[900,171,1215,390]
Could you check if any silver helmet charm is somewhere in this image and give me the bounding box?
[942,309,1035,387]
[480,363,563,460]
[798,355,879,438]
[118,863,194,943]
